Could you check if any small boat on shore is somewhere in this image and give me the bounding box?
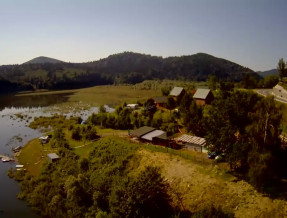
[12,146,22,153]
[0,155,14,162]
[2,158,11,162]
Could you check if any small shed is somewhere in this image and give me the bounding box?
[152,132,169,147]
[175,134,207,152]
[130,126,156,138]
[170,87,185,101]
[193,88,214,105]
[153,96,168,108]
[47,153,60,162]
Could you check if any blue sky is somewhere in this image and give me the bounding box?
[1,0,286,71]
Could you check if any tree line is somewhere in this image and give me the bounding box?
[180,84,287,192]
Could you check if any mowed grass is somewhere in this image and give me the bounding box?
[17,138,56,176]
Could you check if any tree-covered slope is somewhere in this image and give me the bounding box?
[23,56,64,64]
[0,52,259,92]
[257,69,278,78]
[87,52,256,82]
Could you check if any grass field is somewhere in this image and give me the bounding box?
[16,80,211,108]
[17,138,56,176]
[17,85,161,107]
[134,148,287,217]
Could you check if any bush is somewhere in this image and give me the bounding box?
[72,127,82,140]
[85,127,98,140]
[192,205,234,218]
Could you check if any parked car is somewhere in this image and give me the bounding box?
[208,152,218,159]
[215,153,226,162]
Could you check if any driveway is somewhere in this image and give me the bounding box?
[256,89,287,104]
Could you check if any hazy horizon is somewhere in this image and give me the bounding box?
[1,0,287,71]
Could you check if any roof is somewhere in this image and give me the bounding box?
[39,136,49,140]
[153,96,168,104]
[175,134,206,146]
[193,89,212,100]
[126,104,138,108]
[47,153,60,160]
[131,126,156,138]
[170,87,184,97]
[141,130,166,141]
[154,132,168,140]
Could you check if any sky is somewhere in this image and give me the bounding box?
[0,0,286,71]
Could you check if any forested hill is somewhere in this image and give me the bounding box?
[0,52,258,92]
[87,52,256,82]
[256,69,278,78]
[23,56,64,64]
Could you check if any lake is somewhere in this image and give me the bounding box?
[0,93,106,217]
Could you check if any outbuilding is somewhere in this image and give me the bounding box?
[152,96,168,108]
[169,87,185,101]
[130,126,156,138]
[47,153,60,162]
[175,134,207,152]
[141,130,168,146]
[193,88,214,105]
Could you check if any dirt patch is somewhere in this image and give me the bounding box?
[136,149,287,217]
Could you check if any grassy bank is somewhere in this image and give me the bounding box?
[17,138,55,176]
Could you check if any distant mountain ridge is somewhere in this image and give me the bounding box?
[0,51,259,92]
[23,56,64,64]
[256,69,278,78]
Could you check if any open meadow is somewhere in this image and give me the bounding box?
[16,84,160,107]
[16,80,209,107]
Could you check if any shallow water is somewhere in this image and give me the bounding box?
[0,93,113,217]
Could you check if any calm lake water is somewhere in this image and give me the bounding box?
[0,93,107,217]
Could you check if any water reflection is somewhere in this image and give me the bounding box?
[0,93,72,110]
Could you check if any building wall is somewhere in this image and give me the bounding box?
[185,143,203,152]
[153,138,168,147]
[195,92,214,106]
[205,92,214,104]
[195,99,206,106]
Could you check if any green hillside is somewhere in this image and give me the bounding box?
[23,56,64,64]
[0,52,259,93]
